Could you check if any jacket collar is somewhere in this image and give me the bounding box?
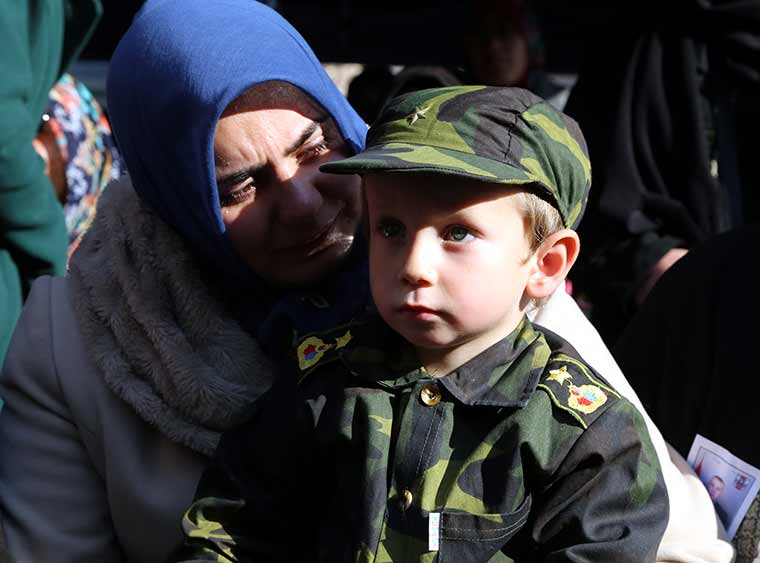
[341,317,548,408]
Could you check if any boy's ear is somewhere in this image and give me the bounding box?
[525,229,580,300]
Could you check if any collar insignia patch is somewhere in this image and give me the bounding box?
[297,330,353,371]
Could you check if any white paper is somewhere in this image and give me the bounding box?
[687,434,760,540]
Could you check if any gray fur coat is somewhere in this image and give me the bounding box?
[0,176,274,563]
[69,176,274,455]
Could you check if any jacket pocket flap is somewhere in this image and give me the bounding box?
[440,494,532,542]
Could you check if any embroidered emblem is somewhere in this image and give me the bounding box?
[567,384,608,414]
[406,105,431,126]
[335,330,353,349]
[297,336,333,370]
[296,331,353,370]
[547,365,573,385]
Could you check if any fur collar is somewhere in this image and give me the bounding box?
[68,177,274,456]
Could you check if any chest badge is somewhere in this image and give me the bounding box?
[567,384,608,414]
[297,330,353,371]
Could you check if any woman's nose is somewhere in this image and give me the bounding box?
[277,171,324,224]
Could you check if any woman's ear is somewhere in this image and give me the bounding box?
[525,229,580,300]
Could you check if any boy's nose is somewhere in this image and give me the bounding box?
[400,236,436,287]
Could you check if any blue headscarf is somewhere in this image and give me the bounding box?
[107,0,366,281]
[107,0,369,353]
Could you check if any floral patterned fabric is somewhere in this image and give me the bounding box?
[43,73,124,259]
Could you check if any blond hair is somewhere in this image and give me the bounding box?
[516,190,565,308]
[516,190,564,256]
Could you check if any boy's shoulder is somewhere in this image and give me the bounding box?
[530,324,624,430]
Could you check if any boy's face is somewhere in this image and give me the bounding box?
[365,173,535,368]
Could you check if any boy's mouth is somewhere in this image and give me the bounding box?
[398,304,440,319]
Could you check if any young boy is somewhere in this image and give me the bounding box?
[172,86,668,562]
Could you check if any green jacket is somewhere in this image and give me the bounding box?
[0,0,101,361]
[174,317,668,562]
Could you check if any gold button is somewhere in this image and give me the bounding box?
[399,489,413,511]
[420,384,441,407]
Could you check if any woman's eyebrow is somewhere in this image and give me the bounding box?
[216,115,330,190]
[284,114,329,155]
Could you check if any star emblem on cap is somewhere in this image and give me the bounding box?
[406,104,431,126]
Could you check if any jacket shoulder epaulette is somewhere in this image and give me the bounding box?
[535,353,621,429]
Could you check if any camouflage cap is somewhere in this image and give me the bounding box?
[321,85,591,229]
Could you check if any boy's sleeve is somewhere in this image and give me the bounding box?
[528,398,669,562]
[167,380,332,563]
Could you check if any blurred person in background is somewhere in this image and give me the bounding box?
[32,73,124,260]
[462,0,570,109]
[0,0,102,364]
[615,223,760,563]
[565,0,760,345]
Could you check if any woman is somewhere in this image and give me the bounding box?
[0,1,366,561]
[0,1,734,562]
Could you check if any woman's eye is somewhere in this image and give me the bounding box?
[378,220,404,239]
[444,225,473,242]
[219,182,256,207]
[298,139,330,163]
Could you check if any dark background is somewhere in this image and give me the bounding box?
[81,1,614,72]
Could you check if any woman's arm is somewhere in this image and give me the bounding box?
[0,277,124,562]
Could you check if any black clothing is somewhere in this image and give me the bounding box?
[565,1,760,343]
[615,223,760,561]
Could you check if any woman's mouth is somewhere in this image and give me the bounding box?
[283,215,341,257]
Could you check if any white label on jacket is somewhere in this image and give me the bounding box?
[428,512,440,552]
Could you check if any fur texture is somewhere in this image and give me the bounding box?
[68,176,273,456]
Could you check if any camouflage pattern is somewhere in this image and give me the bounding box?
[173,318,667,562]
[321,85,591,229]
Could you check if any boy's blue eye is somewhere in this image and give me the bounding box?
[378,220,404,239]
[445,225,473,242]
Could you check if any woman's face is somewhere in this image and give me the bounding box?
[214,84,362,287]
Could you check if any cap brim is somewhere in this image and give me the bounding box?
[321,142,543,190]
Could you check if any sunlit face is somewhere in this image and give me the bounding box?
[707,476,725,502]
[214,83,362,287]
[365,173,535,372]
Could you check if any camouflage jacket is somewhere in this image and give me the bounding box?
[171,316,668,563]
